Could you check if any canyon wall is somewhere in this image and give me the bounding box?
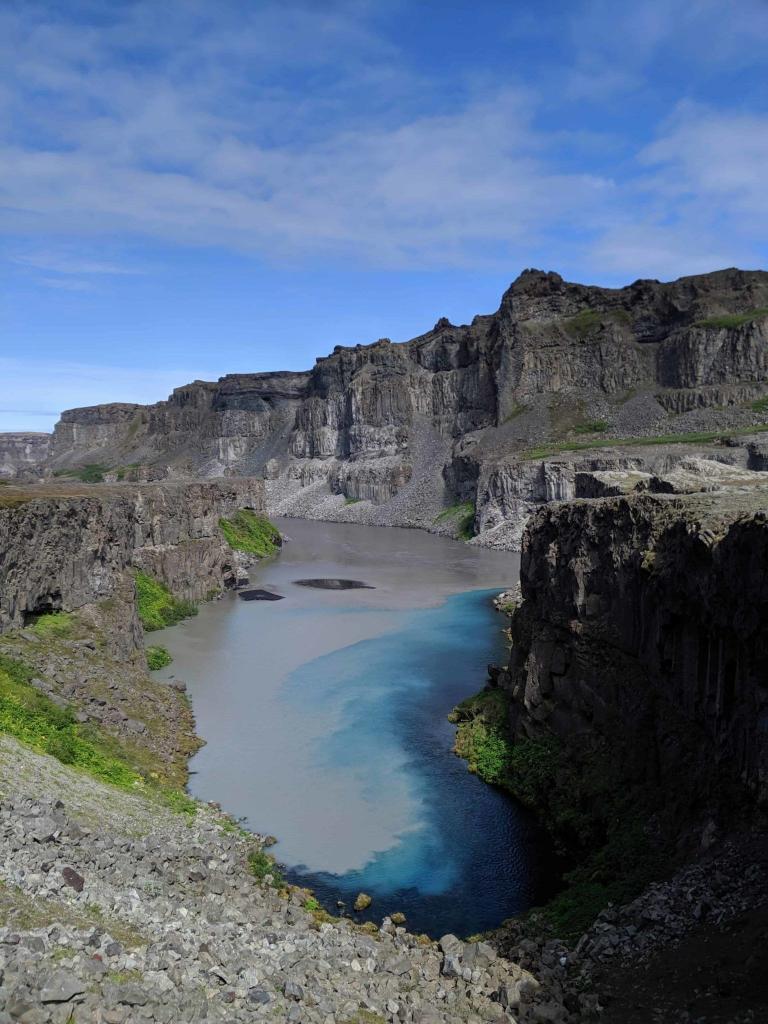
[0,478,265,637]
[4,267,768,543]
[0,433,51,479]
[504,485,768,842]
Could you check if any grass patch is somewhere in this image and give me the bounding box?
[0,881,145,946]
[752,396,768,414]
[434,501,476,540]
[573,419,608,435]
[518,423,768,460]
[248,848,285,889]
[344,496,362,505]
[30,612,75,640]
[134,571,197,632]
[0,652,197,813]
[563,308,602,338]
[694,308,768,329]
[219,509,281,557]
[146,645,172,671]
[53,463,108,483]
[0,654,141,790]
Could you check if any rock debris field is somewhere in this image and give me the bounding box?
[0,735,548,1024]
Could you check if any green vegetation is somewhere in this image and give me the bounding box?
[449,687,668,939]
[573,419,608,435]
[502,403,528,424]
[434,501,476,540]
[30,612,75,640]
[563,308,602,339]
[694,307,768,329]
[561,308,630,340]
[0,653,141,790]
[519,423,768,460]
[752,396,768,414]
[248,848,285,889]
[449,689,512,783]
[344,496,362,505]
[53,463,108,483]
[0,651,198,815]
[146,645,172,671]
[134,571,197,632]
[218,509,281,557]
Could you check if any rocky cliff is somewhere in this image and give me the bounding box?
[0,478,265,637]
[504,484,768,849]
[0,433,51,480]
[5,267,768,544]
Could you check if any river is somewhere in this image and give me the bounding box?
[155,518,538,936]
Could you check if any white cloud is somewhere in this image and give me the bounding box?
[0,1,766,279]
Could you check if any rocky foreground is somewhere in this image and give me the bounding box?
[0,735,549,1024]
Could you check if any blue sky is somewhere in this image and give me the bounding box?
[2,0,768,431]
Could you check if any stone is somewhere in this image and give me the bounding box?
[61,867,85,892]
[353,892,372,911]
[40,971,86,1003]
[248,988,271,1005]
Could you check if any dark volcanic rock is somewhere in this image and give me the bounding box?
[505,485,768,839]
[238,589,284,601]
[292,578,375,590]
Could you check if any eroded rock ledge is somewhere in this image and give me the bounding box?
[0,478,264,639]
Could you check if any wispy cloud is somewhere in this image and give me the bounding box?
[0,1,766,278]
[13,251,143,275]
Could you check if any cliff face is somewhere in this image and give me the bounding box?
[505,486,768,837]
[0,478,265,638]
[0,433,51,479]
[5,267,768,541]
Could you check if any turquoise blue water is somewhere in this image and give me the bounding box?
[156,518,537,937]
[282,589,537,936]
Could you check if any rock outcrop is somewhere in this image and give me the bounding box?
[5,267,768,545]
[505,484,768,841]
[0,478,264,637]
[0,433,51,480]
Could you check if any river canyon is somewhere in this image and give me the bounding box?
[153,519,536,937]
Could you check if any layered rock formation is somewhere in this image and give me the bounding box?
[4,267,768,544]
[0,432,51,479]
[0,478,264,637]
[505,484,768,840]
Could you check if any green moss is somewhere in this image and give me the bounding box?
[573,419,608,435]
[0,654,141,790]
[502,403,528,424]
[30,612,75,640]
[695,308,768,329]
[751,396,768,414]
[248,848,285,888]
[449,689,512,783]
[0,652,197,814]
[146,645,172,671]
[134,571,197,632]
[344,496,362,505]
[219,510,281,557]
[518,423,768,460]
[53,463,108,483]
[434,501,476,540]
[563,308,602,339]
